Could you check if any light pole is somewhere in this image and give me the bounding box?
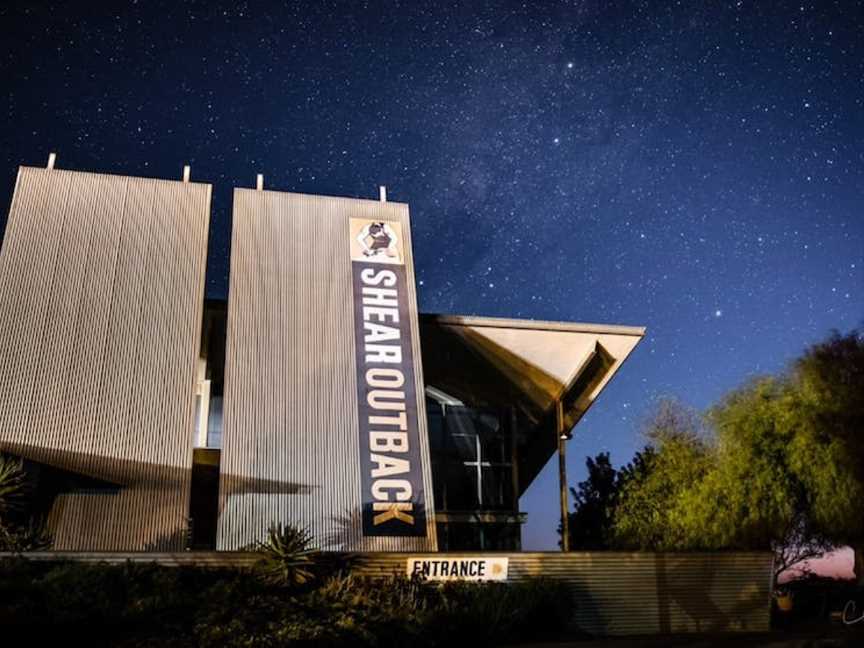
[557,399,570,552]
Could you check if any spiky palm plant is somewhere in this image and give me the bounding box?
[0,517,52,552]
[255,523,319,587]
[0,455,24,521]
[0,455,49,552]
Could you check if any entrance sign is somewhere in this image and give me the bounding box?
[407,557,509,581]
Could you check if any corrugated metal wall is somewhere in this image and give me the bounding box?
[355,551,773,635]
[0,166,211,550]
[0,549,773,636]
[219,189,437,551]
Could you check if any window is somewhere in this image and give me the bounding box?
[427,398,517,513]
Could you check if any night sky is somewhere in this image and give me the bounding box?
[1,1,862,550]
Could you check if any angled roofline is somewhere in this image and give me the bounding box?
[419,313,646,338]
[233,186,408,206]
[19,165,212,187]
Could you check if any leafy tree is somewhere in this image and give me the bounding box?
[616,445,656,484]
[563,452,618,549]
[688,376,835,572]
[611,330,864,584]
[612,400,711,551]
[784,330,864,579]
[563,448,657,550]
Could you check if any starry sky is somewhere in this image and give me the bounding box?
[1,1,862,550]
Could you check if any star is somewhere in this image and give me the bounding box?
[0,0,859,556]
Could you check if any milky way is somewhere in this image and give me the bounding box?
[1,1,862,548]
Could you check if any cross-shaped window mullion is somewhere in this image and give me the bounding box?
[459,434,491,508]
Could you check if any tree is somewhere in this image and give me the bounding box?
[561,447,659,550]
[612,400,711,551]
[700,330,864,580]
[563,452,618,550]
[693,376,835,574]
[611,330,864,584]
[784,330,864,580]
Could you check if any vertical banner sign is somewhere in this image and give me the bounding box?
[350,218,427,537]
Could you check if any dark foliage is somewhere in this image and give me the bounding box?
[0,454,24,519]
[0,517,52,552]
[560,448,655,550]
[0,558,574,646]
[561,452,618,550]
[589,330,864,586]
[252,522,319,587]
[0,454,52,552]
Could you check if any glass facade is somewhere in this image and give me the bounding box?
[426,396,524,550]
[427,400,516,511]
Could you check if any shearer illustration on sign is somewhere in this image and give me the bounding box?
[354,220,402,263]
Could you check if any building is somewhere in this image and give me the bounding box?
[0,162,644,553]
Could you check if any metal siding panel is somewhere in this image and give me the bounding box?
[350,552,773,635]
[0,549,771,635]
[0,166,210,551]
[219,190,437,551]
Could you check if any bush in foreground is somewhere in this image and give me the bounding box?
[0,454,53,552]
[0,558,573,646]
[252,522,319,587]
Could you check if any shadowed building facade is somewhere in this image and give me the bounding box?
[0,166,211,550]
[0,164,643,552]
[216,189,438,551]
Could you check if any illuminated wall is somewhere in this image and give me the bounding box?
[0,166,210,550]
[218,189,437,551]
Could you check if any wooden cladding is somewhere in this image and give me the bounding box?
[0,167,210,550]
[219,190,437,551]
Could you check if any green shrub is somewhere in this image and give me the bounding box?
[0,559,574,646]
[0,455,24,518]
[0,455,54,552]
[303,574,437,646]
[0,517,53,552]
[431,578,573,644]
[253,522,319,588]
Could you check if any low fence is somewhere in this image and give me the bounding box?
[1,550,773,636]
[356,551,774,635]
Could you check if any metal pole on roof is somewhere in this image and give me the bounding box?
[557,399,570,552]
